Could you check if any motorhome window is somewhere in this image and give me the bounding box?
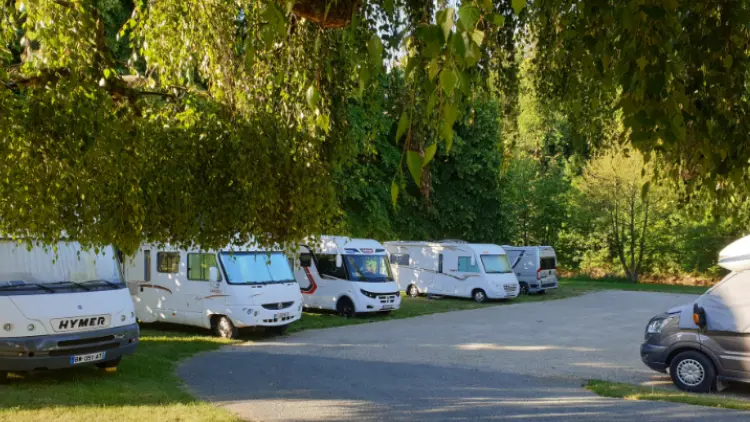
[144,250,151,282]
[540,257,556,270]
[299,253,313,268]
[481,255,512,274]
[157,252,180,273]
[188,253,220,281]
[439,254,444,273]
[345,255,394,282]
[315,254,348,279]
[457,256,481,273]
[219,252,295,284]
[390,253,410,266]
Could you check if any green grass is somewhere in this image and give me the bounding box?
[586,380,750,411]
[0,278,712,421]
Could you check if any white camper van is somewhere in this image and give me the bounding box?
[290,236,401,317]
[0,240,138,380]
[502,246,558,294]
[124,244,303,338]
[385,240,520,302]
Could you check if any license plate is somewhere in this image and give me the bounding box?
[382,305,394,310]
[70,352,106,365]
[276,312,289,319]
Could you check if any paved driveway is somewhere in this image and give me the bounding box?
[179,291,750,421]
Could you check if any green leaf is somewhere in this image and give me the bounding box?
[458,5,481,30]
[443,102,458,125]
[482,0,493,13]
[471,29,485,46]
[306,85,320,109]
[396,112,410,142]
[641,181,651,201]
[439,69,458,96]
[384,0,394,16]
[492,14,505,26]
[437,8,455,41]
[244,44,256,71]
[368,35,384,65]
[427,59,440,80]
[391,179,399,209]
[442,122,454,153]
[426,92,437,116]
[724,55,733,68]
[406,151,423,185]
[512,0,526,15]
[423,144,437,168]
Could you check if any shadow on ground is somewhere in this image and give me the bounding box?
[180,350,750,422]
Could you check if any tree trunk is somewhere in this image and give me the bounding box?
[629,185,637,283]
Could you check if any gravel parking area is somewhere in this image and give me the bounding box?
[180,291,750,421]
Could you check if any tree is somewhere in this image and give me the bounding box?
[2,0,750,252]
[577,146,672,283]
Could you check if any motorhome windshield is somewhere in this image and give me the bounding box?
[219,252,295,285]
[344,254,394,282]
[480,255,512,274]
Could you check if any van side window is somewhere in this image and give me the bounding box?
[316,254,348,279]
[540,257,556,270]
[157,252,180,273]
[390,253,410,266]
[457,256,481,273]
[438,254,444,273]
[187,253,220,281]
[144,250,151,282]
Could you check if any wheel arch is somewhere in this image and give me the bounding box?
[666,343,719,371]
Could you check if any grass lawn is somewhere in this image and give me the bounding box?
[0,278,711,421]
[586,380,750,411]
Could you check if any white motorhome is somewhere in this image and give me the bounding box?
[502,245,558,294]
[290,236,401,316]
[124,243,303,338]
[0,240,138,380]
[385,240,520,302]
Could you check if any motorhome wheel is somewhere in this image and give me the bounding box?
[472,289,487,303]
[669,351,716,393]
[212,316,239,339]
[336,297,356,318]
[96,357,121,371]
[407,284,419,297]
[519,283,529,295]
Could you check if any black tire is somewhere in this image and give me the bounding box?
[472,289,487,303]
[336,297,356,318]
[212,315,239,339]
[519,283,529,295]
[267,324,289,336]
[537,289,546,295]
[406,284,419,298]
[670,350,717,393]
[96,357,122,370]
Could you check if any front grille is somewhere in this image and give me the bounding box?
[58,335,115,348]
[503,284,517,293]
[261,301,294,310]
[541,282,557,288]
[378,295,397,304]
[48,342,120,357]
[263,315,296,323]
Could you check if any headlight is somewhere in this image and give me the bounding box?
[646,317,671,335]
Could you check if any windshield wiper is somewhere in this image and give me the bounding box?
[51,281,91,291]
[82,279,121,288]
[0,283,55,293]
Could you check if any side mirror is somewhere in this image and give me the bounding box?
[299,254,312,267]
[335,253,343,268]
[693,303,707,329]
[209,267,220,283]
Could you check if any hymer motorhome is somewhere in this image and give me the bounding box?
[290,236,401,317]
[125,243,303,338]
[0,240,138,380]
[385,240,520,302]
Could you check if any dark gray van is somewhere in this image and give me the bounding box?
[641,235,750,392]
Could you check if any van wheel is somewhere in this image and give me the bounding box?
[267,324,289,336]
[472,289,487,303]
[537,289,546,295]
[519,283,529,295]
[96,357,121,372]
[670,351,717,393]
[336,297,356,318]
[212,316,239,339]
[406,284,419,298]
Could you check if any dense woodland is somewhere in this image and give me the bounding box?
[3,1,750,282]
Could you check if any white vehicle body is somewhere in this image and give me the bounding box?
[290,236,401,315]
[124,244,303,335]
[502,245,559,294]
[385,241,520,301]
[0,240,138,375]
